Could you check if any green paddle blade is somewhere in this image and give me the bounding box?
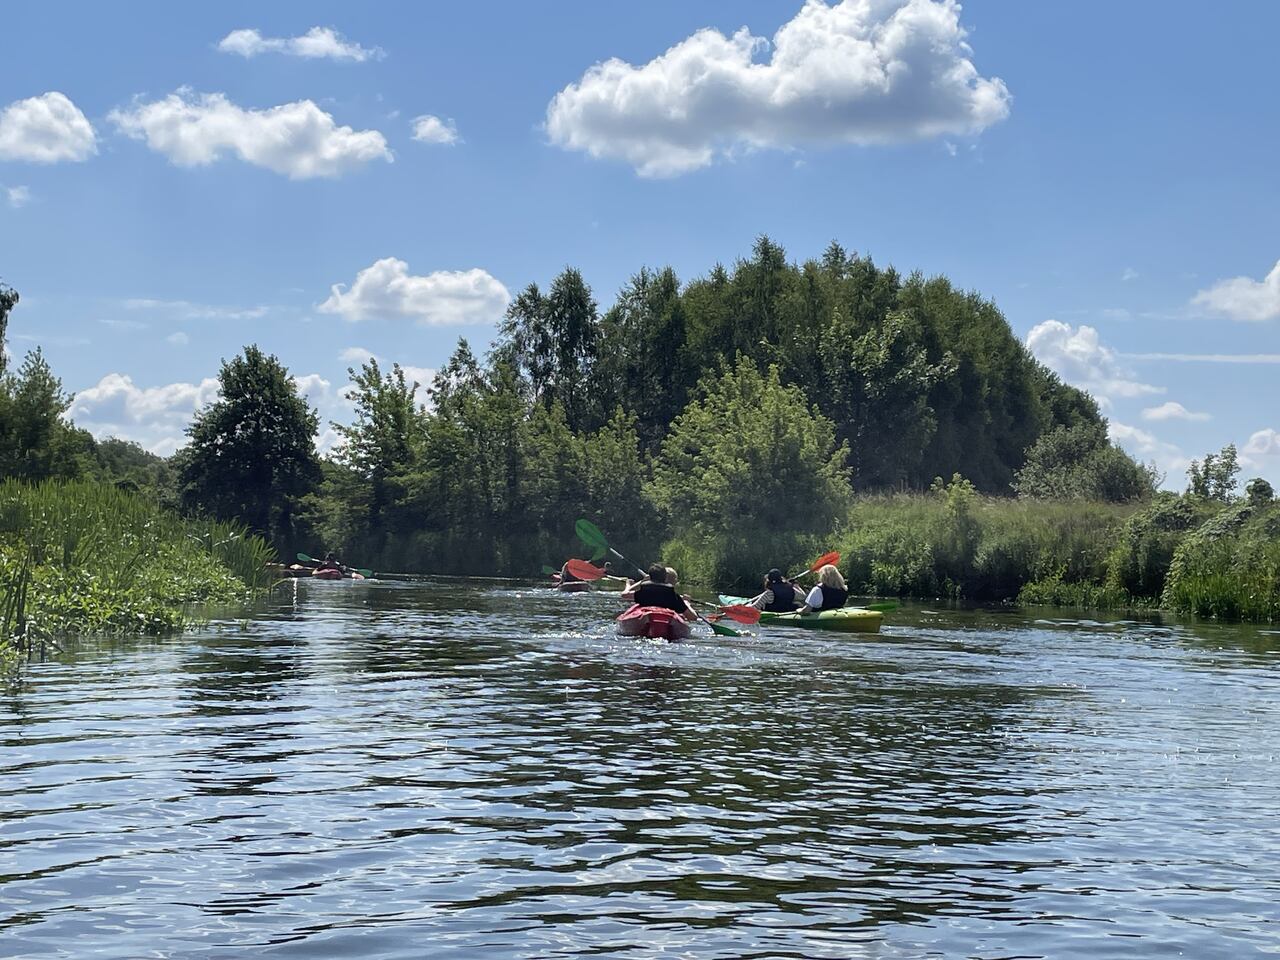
[541,565,559,575]
[575,518,609,551]
[297,552,314,563]
[590,547,607,562]
[708,618,742,637]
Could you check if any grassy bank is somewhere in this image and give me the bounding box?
[1,480,276,662]
[663,479,1280,623]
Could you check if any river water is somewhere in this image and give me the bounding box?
[4,580,1279,958]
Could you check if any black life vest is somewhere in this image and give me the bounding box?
[634,581,686,614]
[765,582,801,613]
[815,585,848,610]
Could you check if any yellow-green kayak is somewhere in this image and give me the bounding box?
[719,595,883,633]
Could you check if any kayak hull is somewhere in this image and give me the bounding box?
[718,595,882,633]
[312,569,366,581]
[556,580,594,593]
[616,604,692,641]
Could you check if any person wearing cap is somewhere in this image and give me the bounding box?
[750,568,806,612]
[796,564,849,614]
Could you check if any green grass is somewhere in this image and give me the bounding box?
[1,479,276,661]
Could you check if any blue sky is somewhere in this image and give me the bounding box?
[2,1,1277,487]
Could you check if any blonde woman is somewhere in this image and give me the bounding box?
[797,564,848,614]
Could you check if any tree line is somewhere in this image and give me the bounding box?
[1,239,1161,575]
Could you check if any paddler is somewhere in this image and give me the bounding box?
[622,563,697,618]
[796,564,849,614]
[750,568,805,612]
[317,551,345,573]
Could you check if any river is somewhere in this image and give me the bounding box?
[4,580,1279,958]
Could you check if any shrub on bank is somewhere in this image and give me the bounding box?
[1,479,275,658]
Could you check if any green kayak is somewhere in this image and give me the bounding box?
[719,595,883,634]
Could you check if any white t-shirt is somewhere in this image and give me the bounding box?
[805,585,824,608]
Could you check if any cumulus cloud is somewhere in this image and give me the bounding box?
[546,0,1010,177]
[1109,421,1187,484]
[109,89,391,179]
[1121,267,1138,282]
[1026,320,1164,404]
[166,332,189,346]
[69,373,221,455]
[319,258,510,325]
[5,185,31,208]
[217,26,383,62]
[1141,401,1210,423]
[411,114,459,145]
[69,370,341,454]
[0,91,97,163]
[1192,259,1280,322]
[1243,428,1280,458]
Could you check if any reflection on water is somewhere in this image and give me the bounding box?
[3,581,1279,958]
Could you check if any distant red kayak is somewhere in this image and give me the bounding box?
[616,604,692,641]
[312,568,365,580]
[556,580,593,592]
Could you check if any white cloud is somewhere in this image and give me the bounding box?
[340,346,377,364]
[166,332,189,346]
[1026,319,1164,404]
[98,318,147,331]
[319,258,510,326]
[411,114,459,145]
[1192,259,1280,322]
[124,298,269,321]
[109,89,391,179]
[5,185,32,208]
[0,92,97,163]
[1109,421,1187,485]
[1121,267,1138,282]
[1243,428,1280,458]
[217,26,383,62]
[69,373,221,454]
[546,0,1010,177]
[1141,401,1209,423]
[70,370,340,454]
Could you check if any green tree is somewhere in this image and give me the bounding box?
[0,283,17,376]
[0,348,93,481]
[1014,422,1157,502]
[1186,443,1240,501]
[649,359,851,534]
[498,268,600,430]
[179,345,320,547]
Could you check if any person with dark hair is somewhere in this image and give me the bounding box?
[622,563,695,617]
[750,568,805,612]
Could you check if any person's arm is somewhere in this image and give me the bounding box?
[749,590,770,610]
[798,584,823,615]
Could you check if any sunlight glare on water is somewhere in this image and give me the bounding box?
[3,581,1279,958]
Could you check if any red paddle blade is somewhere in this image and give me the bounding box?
[565,558,606,581]
[809,551,841,573]
[719,604,762,624]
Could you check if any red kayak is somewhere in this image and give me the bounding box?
[616,604,692,641]
[312,568,365,580]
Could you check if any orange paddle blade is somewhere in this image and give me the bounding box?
[565,558,607,580]
[719,604,762,624]
[809,551,840,573]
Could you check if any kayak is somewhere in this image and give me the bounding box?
[616,604,692,641]
[552,574,629,592]
[556,580,594,593]
[719,595,882,633]
[313,568,366,581]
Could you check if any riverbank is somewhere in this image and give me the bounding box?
[1,480,275,662]
[664,479,1280,623]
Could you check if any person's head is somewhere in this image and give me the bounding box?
[766,568,785,585]
[324,551,336,562]
[818,564,846,589]
[647,563,668,583]
[602,561,612,573]
[665,566,679,586]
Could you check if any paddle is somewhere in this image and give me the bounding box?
[297,552,374,578]
[689,597,761,625]
[864,600,899,613]
[574,519,744,637]
[787,550,841,581]
[541,565,560,576]
[565,558,608,581]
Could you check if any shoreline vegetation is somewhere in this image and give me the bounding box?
[2,239,1278,657]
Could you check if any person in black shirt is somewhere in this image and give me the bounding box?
[797,564,849,613]
[623,563,696,617]
[750,568,805,612]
